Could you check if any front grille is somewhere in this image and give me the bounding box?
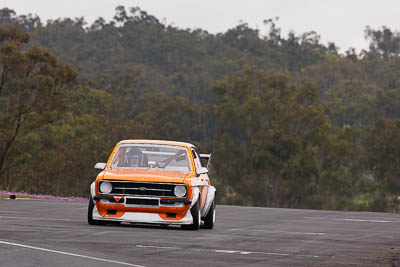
[126,198,159,206]
[103,181,186,198]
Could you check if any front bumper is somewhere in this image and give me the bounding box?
[92,205,194,225]
[91,196,193,225]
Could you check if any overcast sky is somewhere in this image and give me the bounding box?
[2,0,400,52]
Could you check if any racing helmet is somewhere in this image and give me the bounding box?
[126,147,144,167]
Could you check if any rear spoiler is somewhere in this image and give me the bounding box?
[199,154,211,160]
[199,154,211,170]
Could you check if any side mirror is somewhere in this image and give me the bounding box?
[197,167,208,175]
[94,162,106,170]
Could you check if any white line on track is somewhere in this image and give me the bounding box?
[0,240,146,267]
[136,245,178,249]
[304,217,396,223]
[215,249,291,256]
[0,215,72,221]
[214,249,324,258]
[231,229,327,236]
[92,231,118,236]
[135,244,327,259]
[230,228,359,238]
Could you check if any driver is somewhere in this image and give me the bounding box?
[126,148,146,167]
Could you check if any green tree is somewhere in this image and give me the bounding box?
[212,66,352,209]
[365,26,400,60]
[363,118,400,211]
[0,26,76,189]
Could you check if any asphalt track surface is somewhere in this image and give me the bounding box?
[0,199,400,267]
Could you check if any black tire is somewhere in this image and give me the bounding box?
[88,196,105,225]
[202,198,216,229]
[181,198,200,230]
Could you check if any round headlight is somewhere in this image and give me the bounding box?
[174,185,187,198]
[99,181,112,194]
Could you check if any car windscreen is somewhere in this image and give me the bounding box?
[110,144,192,172]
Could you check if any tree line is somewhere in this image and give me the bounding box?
[0,6,399,212]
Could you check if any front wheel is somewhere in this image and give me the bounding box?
[202,198,216,229]
[88,196,105,225]
[181,199,200,230]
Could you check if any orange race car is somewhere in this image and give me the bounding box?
[88,139,216,230]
